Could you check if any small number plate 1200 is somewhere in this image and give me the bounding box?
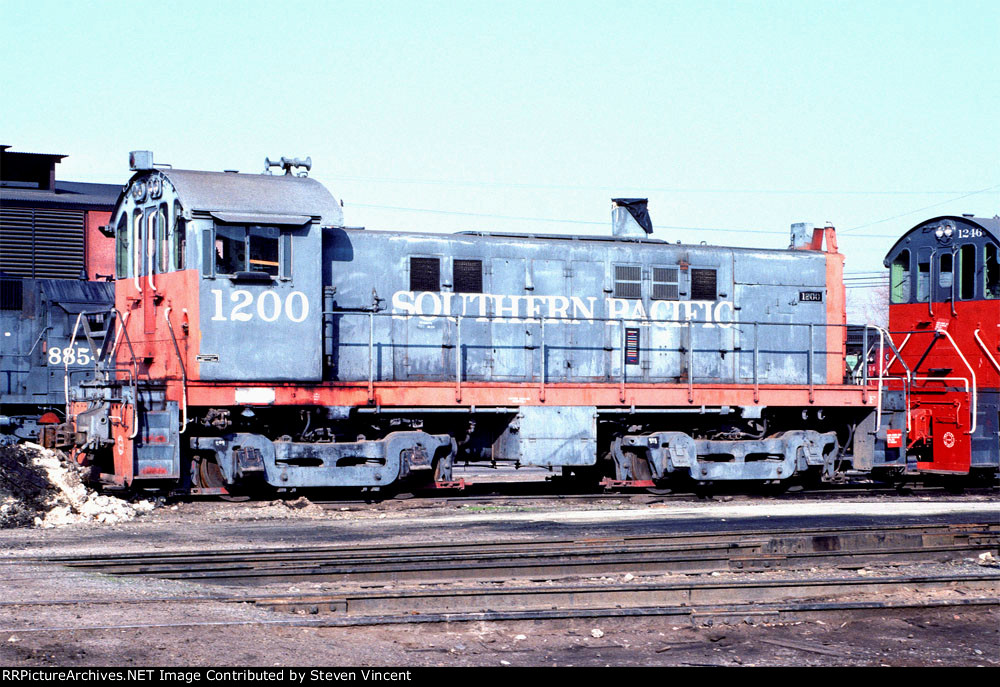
[799,291,823,302]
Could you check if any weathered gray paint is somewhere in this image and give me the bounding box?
[323,228,831,386]
[492,406,598,467]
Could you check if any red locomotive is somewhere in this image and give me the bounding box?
[883,215,999,475]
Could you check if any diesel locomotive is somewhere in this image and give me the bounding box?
[31,152,997,494]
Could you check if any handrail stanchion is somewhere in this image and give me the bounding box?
[807,323,814,403]
[455,315,462,402]
[753,322,759,404]
[538,317,545,402]
[368,312,375,403]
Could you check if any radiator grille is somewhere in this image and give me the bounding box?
[0,207,85,278]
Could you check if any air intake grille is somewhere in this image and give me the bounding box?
[0,207,85,278]
[0,278,23,310]
[691,268,717,300]
[614,265,642,299]
[652,266,679,300]
[409,257,440,292]
[453,259,482,293]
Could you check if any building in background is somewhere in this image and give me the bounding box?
[1,146,120,280]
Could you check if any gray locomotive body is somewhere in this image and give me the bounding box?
[56,158,892,493]
[323,227,832,387]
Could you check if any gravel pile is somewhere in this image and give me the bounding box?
[0,443,155,528]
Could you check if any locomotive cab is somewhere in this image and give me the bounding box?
[883,215,1000,474]
[94,154,344,487]
[111,156,343,384]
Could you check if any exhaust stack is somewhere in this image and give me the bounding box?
[612,198,652,238]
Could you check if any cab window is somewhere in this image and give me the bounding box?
[133,210,144,277]
[986,243,1000,300]
[212,224,285,278]
[157,204,169,273]
[938,253,953,290]
[916,256,930,302]
[215,225,246,275]
[171,200,185,271]
[890,250,910,303]
[958,245,976,300]
[248,226,280,276]
[115,213,130,278]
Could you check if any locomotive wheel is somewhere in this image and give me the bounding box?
[628,451,653,482]
[193,456,250,501]
[194,456,226,489]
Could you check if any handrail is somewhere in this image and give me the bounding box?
[911,375,972,438]
[939,329,978,435]
[884,332,911,375]
[324,310,876,414]
[107,306,141,440]
[25,325,52,359]
[974,328,1000,374]
[456,316,464,402]
[866,324,913,432]
[927,248,939,318]
[63,310,105,414]
[163,307,188,434]
[147,212,157,293]
[133,216,143,295]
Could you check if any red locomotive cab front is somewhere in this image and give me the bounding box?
[883,216,1000,475]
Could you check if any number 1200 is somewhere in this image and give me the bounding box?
[210,289,309,323]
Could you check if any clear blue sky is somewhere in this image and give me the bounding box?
[3,0,998,298]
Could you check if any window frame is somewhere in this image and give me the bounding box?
[986,243,1000,300]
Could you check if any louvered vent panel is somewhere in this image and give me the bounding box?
[0,208,84,278]
[614,264,642,299]
[652,266,680,300]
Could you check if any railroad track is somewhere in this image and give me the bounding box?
[307,482,998,506]
[0,572,995,631]
[2,522,996,631]
[41,523,1000,585]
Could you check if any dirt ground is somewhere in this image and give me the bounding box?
[0,491,997,668]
